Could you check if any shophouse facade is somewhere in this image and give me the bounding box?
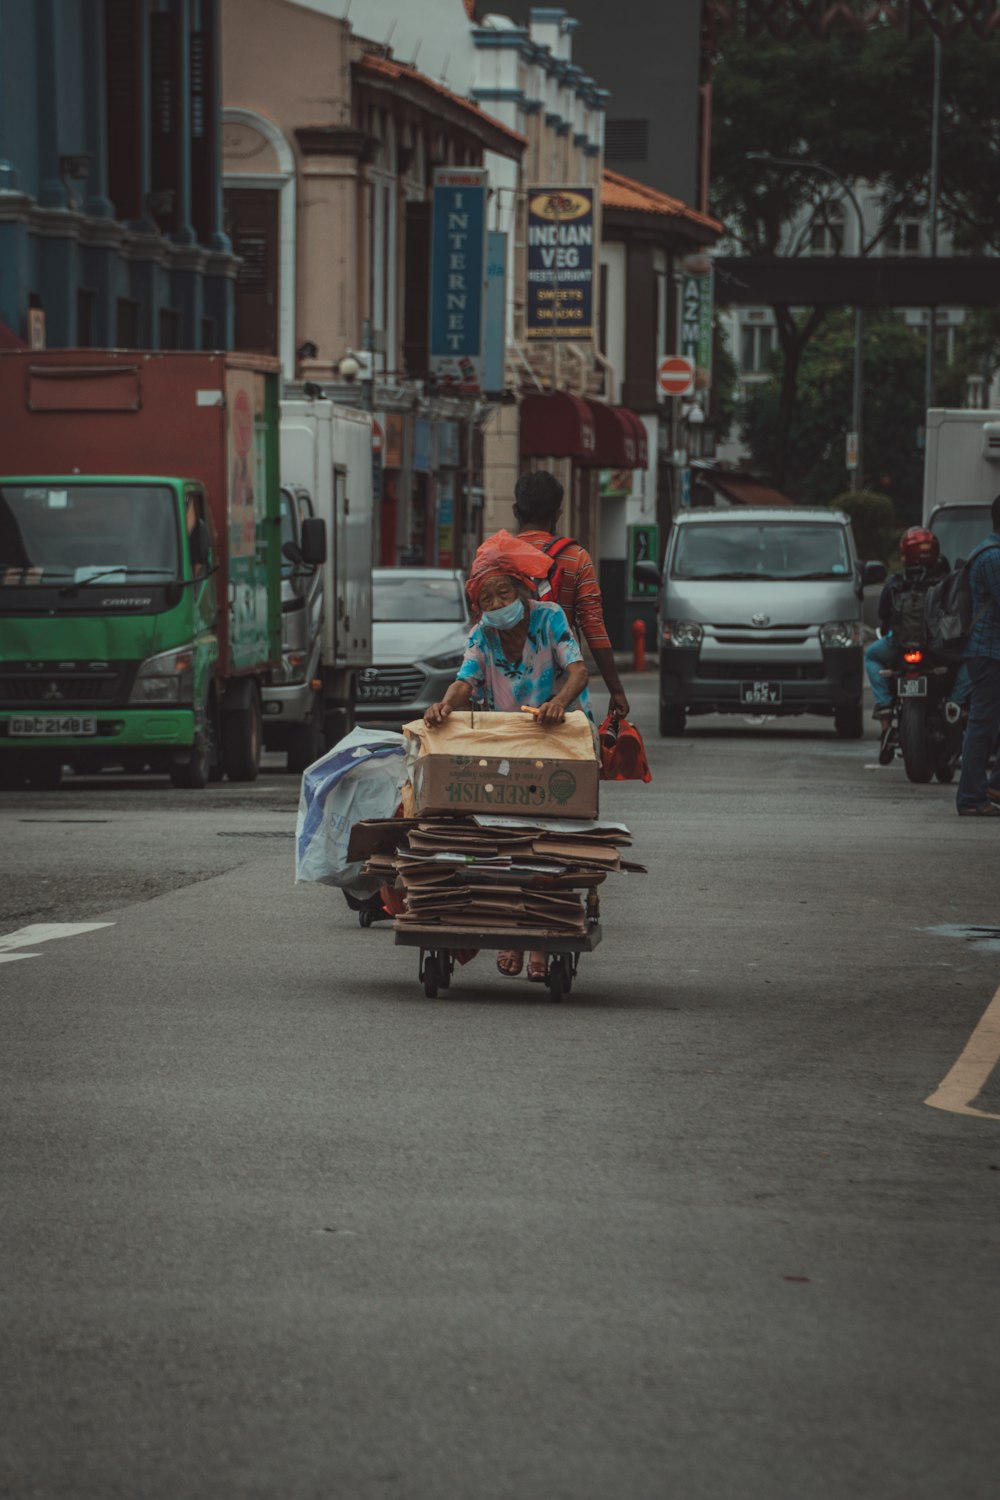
[220,0,524,566]
[0,0,235,351]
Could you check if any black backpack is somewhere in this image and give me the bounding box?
[888,578,929,652]
[923,539,1000,661]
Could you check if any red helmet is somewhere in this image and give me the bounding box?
[899,527,940,567]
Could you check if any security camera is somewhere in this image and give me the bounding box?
[338,354,361,383]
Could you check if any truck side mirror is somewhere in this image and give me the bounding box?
[189,518,210,568]
[300,517,327,567]
[862,561,887,586]
[633,559,662,589]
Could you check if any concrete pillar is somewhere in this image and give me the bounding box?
[82,0,115,218]
[36,0,68,209]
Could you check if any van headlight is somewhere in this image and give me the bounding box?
[664,620,704,648]
[819,621,861,648]
[425,651,465,671]
[129,644,195,704]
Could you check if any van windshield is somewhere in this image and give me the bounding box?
[929,505,995,568]
[671,522,851,581]
[0,484,179,584]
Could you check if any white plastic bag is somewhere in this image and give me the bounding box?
[294,727,407,887]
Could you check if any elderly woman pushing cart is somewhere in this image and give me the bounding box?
[423,530,594,983]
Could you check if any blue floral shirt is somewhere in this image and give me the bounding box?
[966,534,1000,662]
[457,600,594,722]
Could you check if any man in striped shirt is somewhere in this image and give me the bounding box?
[514,470,630,719]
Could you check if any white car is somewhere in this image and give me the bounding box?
[356,567,471,726]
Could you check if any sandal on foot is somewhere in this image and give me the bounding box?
[527,956,548,983]
[497,950,524,976]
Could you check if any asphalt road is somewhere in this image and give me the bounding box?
[2,680,1000,1500]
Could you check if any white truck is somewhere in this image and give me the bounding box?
[263,398,375,769]
[922,408,1000,565]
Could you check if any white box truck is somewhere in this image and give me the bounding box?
[923,408,1000,564]
[263,399,375,767]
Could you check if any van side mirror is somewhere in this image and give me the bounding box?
[633,559,662,589]
[300,517,327,567]
[862,561,887,586]
[189,518,210,568]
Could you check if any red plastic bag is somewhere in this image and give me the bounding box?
[599,713,652,783]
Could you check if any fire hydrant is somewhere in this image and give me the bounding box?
[631,617,647,673]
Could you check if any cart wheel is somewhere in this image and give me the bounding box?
[562,955,574,995]
[547,959,565,1003]
[423,956,440,999]
[359,909,373,928]
[438,951,451,990]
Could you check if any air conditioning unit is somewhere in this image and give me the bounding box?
[982,423,1000,461]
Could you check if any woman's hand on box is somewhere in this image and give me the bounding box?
[423,701,452,727]
[536,697,567,725]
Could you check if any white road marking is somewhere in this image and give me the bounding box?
[0,922,115,965]
[925,983,1000,1123]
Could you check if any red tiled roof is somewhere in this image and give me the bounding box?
[602,168,721,236]
[356,53,526,154]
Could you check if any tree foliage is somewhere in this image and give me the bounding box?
[710,28,1000,486]
[739,310,926,524]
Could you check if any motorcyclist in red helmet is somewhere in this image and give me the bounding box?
[866,528,969,731]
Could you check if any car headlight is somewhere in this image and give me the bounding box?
[663,620,704,648]
[129,644,195,704]
[819,621,861,648]
[425,651,465,671]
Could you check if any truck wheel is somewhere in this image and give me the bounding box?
[170,696,220,789]
[834,704,864,739]
[659,703,686,736]
[899,701,934,784]
[323,706,350,750]
[221,683,262,782]
[287,694,325,774]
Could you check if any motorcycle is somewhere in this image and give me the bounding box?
[879,646,964,784]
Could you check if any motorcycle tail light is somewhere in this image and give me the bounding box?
[903,650,924,664]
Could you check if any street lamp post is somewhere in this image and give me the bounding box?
[746,153,866,492]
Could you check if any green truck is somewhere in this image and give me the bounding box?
[0,350,314,789]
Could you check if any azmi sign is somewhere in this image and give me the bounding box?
[429,168,488,393]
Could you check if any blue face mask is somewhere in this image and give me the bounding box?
[482,598,525,630]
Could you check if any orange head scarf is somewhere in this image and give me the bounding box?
[466,529,551,610]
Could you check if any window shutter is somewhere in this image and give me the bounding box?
[403,200,432,379]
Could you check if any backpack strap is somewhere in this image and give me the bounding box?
[540,535,577,561]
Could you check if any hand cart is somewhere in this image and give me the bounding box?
[393,925,603,1003]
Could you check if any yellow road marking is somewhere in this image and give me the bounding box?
[925,983,1000,1121]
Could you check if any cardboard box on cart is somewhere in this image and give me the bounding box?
[402,711,599,820]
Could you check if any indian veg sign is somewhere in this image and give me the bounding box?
[429,168,488,394]
[526,187,595,340]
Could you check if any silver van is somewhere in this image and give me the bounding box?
[635,508,886,738]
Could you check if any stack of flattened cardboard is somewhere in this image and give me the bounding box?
[348,814,645,940]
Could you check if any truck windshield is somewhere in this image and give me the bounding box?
[929,505,995,567]
[671,522,851,581]
[0,484,179,584]
[373,573,466,622]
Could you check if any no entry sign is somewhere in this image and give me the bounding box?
[657,355,695,397]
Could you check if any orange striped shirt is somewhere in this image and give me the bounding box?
[518,530,612,652]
